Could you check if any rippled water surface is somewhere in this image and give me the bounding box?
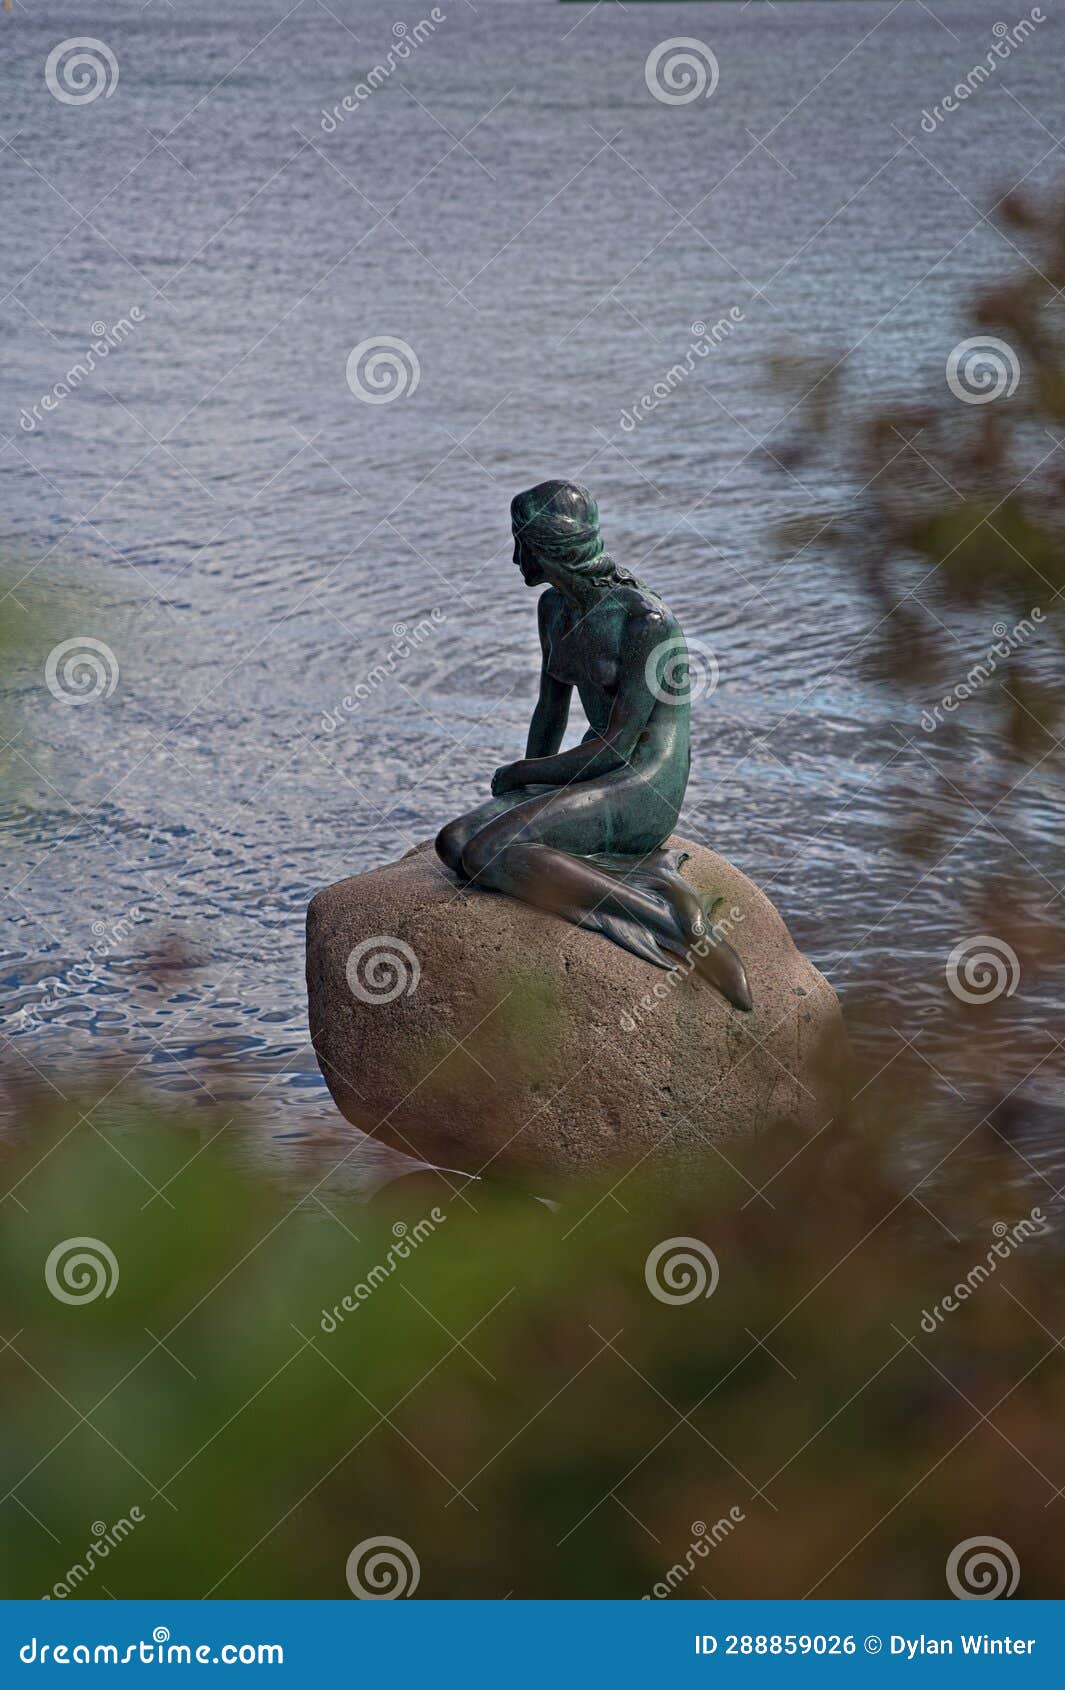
[3,0,1063,1188]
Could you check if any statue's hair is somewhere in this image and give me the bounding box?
[511,480,643,589]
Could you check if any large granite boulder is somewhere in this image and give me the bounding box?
[306,838,843,1186]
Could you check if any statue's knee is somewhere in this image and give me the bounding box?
[460,826,502,882]
[435,821,467,876]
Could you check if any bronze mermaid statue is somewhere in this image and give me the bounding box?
[435,481,752,1011]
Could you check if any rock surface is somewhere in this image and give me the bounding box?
[306,838,844,1186]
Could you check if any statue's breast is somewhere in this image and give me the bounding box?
[589,655,619,691]
[548,633,618,693]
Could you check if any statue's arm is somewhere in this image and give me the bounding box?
[524,589,572,757]
[526,669,571,759]
[493,609,662,794]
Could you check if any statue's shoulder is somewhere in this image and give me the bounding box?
[614,583,676,631]
[537,586,567,627]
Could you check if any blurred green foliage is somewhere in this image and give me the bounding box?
[0,1081,1061,1599]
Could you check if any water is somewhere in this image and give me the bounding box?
[3,0,1063,1190]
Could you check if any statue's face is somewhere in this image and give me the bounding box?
[513,532,546,586]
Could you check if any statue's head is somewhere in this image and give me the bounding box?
[510,480,604,587]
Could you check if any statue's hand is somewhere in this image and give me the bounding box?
[491,761,530,797]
